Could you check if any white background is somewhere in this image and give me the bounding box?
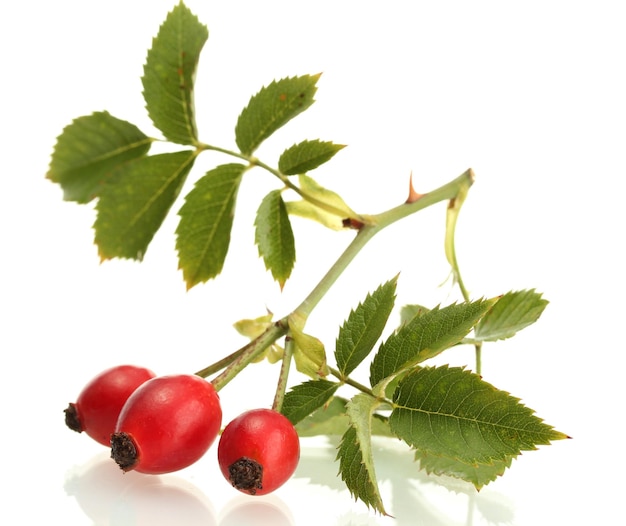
[1,1,624,524]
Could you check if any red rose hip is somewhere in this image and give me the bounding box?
[218,408,300,495]
[64,365,156,446]
[111,374,222,474]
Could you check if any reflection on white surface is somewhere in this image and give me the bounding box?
[65,453,217,525]
[64,440,518,526]
[294,438,516,526]
[219,496,294,526]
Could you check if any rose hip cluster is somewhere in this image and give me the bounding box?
[65,365,300,495]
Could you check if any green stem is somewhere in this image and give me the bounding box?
[442,172,482,374]
[196,142,365,221]
[293,169,474,320]
[328,366,377,399]
[293,225,378,319]
[474,345,483,376]
[211,317,289,391]
[196,142,250,162]
[194,346,247,378]
[205,169,474,393]
[272,333,295,412]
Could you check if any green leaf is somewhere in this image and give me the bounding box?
[233,312,283,364]
[295,397,393,437]
[285,199,345,230]
[289,324,328,379]
[278,140,346,175]
[370,298,496,389]
[255,190,296,288]
[46,112,152,203]
[142,2,208,145]
[235,74,320,155]
[444,169,472,284]
[336,277,397,377]
[281,379,340,425]
[233,312,274,340]
[176,163,246,289]
[94,150,195,261]
[390,365,569,465]
[297,174,361,220]
[337,395,389,515]
[474,289,548,341]
[415,450,513,490]
[399,304,430,325]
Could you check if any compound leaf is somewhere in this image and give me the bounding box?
[46,112,152,203]
[336,277,397,377]
[176,163,246,289]
[235,74,320,155]
[94,150,195,261]
[370,299,496,389]
[474,289,548,341]
[142,2,208,145]
[278,139,346,175]
[281,379,340,425]
[337,395,389,515]
[414,450,513,490]
[390,365,569,465]
[255,190,295,288]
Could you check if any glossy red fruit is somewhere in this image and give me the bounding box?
[64,365,156,446]
[111,374,222,475]
[218,409,300,495]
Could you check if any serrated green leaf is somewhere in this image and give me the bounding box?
[176,163,246,289]
[298,174,361,220]
[142,2,208,145]
[255,190,295,288]
[415,449,513,490]
[474,289,548,341]
[289,323,328,379]
[390,365,569,465]
[399,304,430,325]
[336,277,397,377]
[281,379,340,425]
[235,74,320,155]
[370,298,496,389]
[337,395,389,515]
[94,150,195,261]
[278,139,346,175]
[285,199,345,230]
[46,112,152,203]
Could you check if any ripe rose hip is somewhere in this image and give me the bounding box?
[218,408,300,495]
[64,365,156,446]
[111,374,222,475]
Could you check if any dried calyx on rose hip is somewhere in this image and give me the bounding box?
[218,408,300,495]
[110,374,222,474]
[64,365,156,446]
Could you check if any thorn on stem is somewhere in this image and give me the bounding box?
[406,172,424,203]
